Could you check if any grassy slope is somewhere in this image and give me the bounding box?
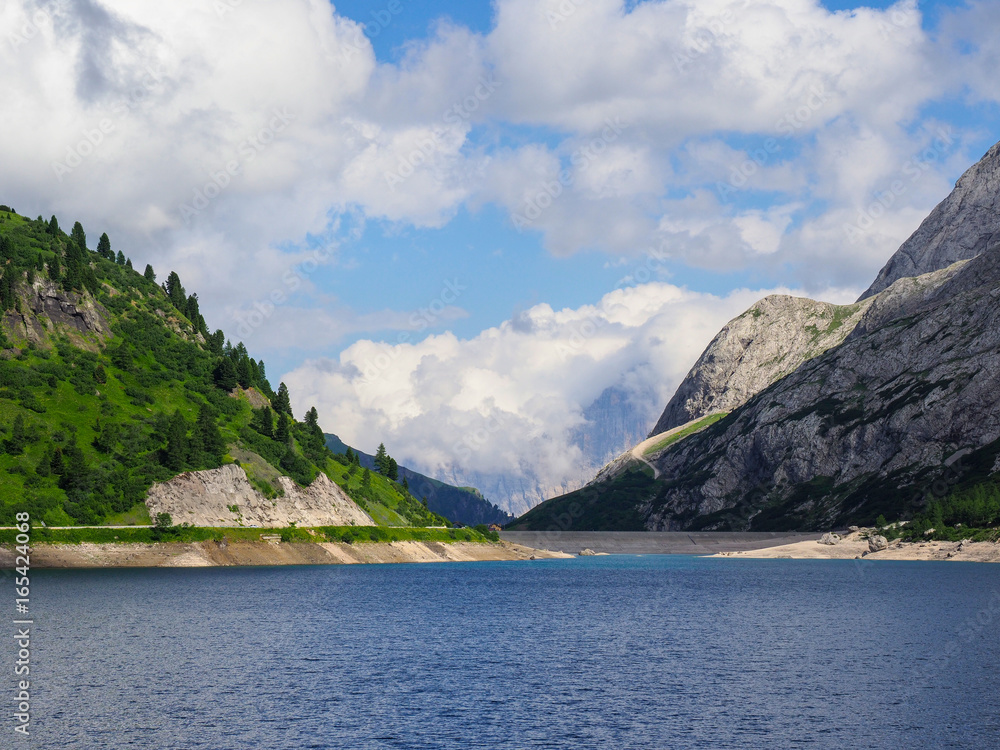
[643,412,728,456]
[0,209,448,529]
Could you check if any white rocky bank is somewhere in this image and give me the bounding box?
[145,464,374,528]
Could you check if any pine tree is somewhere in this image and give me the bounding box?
[195,406,225,462]
[163,411,187,471]
[50,446,65,476]
[70,221,87,252]
[47,215,59,235]
[116,250,126,266]
[125,257,133,270]
[3,414,27,455]
[345,447,354,463]
[387,457,398,481]
[273,383,292,415]
[236,356,253,389]
[143,264,156,283]
[97,232,111,259]
[207,329,225,355]
[251,407,274,438]
[49,253,60,282]
[275,411,290,444]
[402,476,409,491]
[375,443,388,475]
[0,272,14,311]
[212,358,237,391]
[362,467,371,491]
[164,271,185,309]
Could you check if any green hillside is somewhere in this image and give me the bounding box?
[0,207,447,528]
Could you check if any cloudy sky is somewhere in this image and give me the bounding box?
[1,0,997,507]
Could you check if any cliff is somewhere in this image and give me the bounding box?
[145,464,375,528]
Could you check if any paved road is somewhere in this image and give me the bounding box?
[501,530,823,555]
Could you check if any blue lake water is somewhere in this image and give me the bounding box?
[22,556,1000,749]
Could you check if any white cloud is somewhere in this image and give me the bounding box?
[0,0,987,310]
[283,281,820,512]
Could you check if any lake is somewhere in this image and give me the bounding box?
[23,556,1000,748]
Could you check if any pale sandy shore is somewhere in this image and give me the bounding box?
[713,529,1000,563]
[0,540,573,569]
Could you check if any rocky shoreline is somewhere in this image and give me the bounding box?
[713,528,1000,563]
[0,540,572,569]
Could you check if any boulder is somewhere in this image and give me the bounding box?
[868,535,889,553]
[578,548,597,556]
[818,532,841,546]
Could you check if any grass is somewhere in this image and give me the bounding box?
[644,412,728,456]
[102,502,152,526]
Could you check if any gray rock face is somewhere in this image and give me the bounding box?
[145,464,375,528]
[650,295,872,435]
[575,385,653,466]
[637,247,1000,531]
[819,533,841,546]
[860,141,1000,300]
[5,278,112,347]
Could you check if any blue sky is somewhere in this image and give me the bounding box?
[299,0,994,361]
[2,0,998,506]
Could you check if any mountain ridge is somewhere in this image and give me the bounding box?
[514,139,1000,532]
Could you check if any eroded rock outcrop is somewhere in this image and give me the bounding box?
[145,464,374,528]
[6,278,112,347]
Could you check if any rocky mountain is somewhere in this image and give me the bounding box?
[575,385,653,462]
[513,141,1000,533]
[860,140,1000,299]
[649,295,871,435]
